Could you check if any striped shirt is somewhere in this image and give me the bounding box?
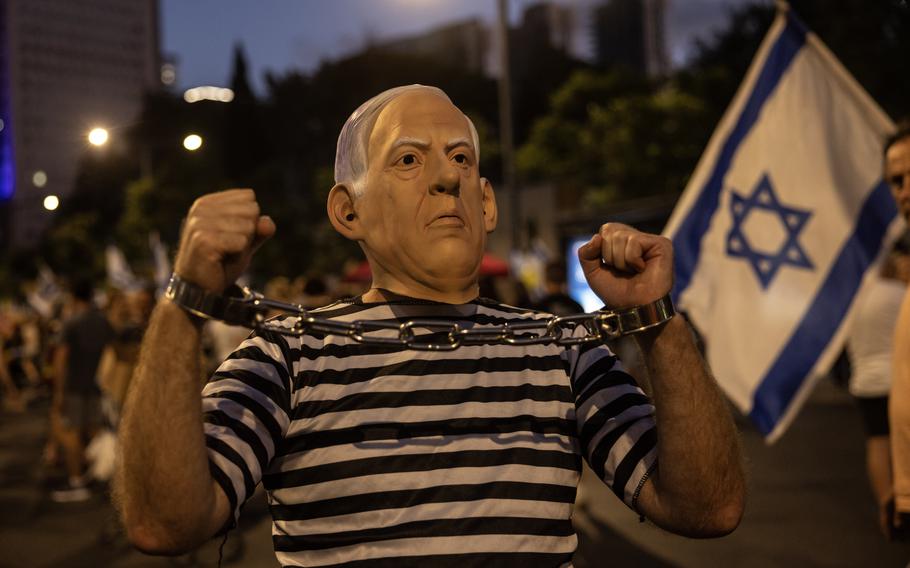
[202,296,658,567]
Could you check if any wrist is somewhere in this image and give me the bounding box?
[160,295,206,330]
[634,311,684,350]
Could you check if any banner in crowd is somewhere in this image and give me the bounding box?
[663,7,901,441]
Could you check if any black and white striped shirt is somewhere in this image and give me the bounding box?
[202,296,658,567]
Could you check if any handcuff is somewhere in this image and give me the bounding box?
[164,272,675,340]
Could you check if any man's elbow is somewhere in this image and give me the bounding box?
[698,496,745,537]
[659,488,745,538]
[124,521,205,556]
[680,487,745,538]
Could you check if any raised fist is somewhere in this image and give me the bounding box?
[173,189,276,294]
[577,222,674,309]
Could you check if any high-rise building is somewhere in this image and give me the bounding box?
[375,18,490,75]
[593,0,668,77]
[0,0,159,248]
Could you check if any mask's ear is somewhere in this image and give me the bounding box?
[481,177,497,233]
[327,183,362,240]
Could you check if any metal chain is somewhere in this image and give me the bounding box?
[239,289,622,351]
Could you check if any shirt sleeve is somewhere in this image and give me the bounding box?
[201,326,293,529]
[565,340,658,510]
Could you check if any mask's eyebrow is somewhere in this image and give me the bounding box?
[445,137,473,154]
[388,137,430,153]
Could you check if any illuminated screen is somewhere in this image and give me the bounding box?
[566,236,604,313]
[0,10,12,201]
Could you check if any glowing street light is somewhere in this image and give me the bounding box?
[43,195,59,211]
[87,127,109,146]
[32,170,47,188]
[183,134,203,151]
[183,86,234,103]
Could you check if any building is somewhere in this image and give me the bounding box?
[374,18,490,75]
[0,0,159,248]
[593,0,668,77]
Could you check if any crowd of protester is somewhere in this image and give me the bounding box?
[0,263,577,504]
[0,280,156,501]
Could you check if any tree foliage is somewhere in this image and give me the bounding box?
[518,0,910,212]
[518,70,709,208]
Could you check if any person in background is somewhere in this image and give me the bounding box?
[532,259,584,316]
[0,322,25,412]
[50,279,114,502]
[845,238,910,538]
[98,287,154,420]
[886,120,910,540]
[300,275,333,309]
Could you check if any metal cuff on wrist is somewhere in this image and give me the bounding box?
[596,294,676,339]
[164,273,261,327]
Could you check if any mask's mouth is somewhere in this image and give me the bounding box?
[428,210,465,227]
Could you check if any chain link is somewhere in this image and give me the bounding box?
[239,290,622,351]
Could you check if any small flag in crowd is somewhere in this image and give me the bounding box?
[26,265,60,318]
[663,6,903,441]
[149,232,172,297]
[105,244,140,291]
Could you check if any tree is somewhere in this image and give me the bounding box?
[518,70,709,208]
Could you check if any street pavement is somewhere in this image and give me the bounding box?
[1,380,908,567]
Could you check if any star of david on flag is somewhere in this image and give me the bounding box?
[726,173,813,289]
[663,6,903,441]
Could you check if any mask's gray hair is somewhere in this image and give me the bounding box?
[334,84,480,197]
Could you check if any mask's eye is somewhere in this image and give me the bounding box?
[396,153,418,167]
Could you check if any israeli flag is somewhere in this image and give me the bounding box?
[663,8,902,441]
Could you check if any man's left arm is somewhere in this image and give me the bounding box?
[579,223,745,537]
[633,315,745,536]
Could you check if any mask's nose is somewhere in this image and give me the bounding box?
[429,161,461,197]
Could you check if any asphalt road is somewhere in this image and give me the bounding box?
[1,379,908,567]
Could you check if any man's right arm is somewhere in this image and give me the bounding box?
[114,189,276,555]
[115,301,231,554]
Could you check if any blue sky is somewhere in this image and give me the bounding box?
[161,0,751,94]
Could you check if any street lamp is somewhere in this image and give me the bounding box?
[43,195,59,211]
[32,170,47,188]
[87,127,109,146]
[183,134,203,151]
[183,86,234,103]
[497,0,518,249]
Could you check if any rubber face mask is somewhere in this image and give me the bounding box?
[354,91,497,295]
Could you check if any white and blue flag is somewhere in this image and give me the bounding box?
[663,8,902,441]
[105,244,140,291]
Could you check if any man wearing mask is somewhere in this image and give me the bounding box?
[116,85,745,566]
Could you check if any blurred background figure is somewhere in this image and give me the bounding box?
[845,237,910,538]
[887,120,910,542]
[97,286,154,421]
[300,275,333,309]
[0,308,43,412]
[532,258,584,315]
[49,279,113,503]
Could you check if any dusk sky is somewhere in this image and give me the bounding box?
[161,0,753,94]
